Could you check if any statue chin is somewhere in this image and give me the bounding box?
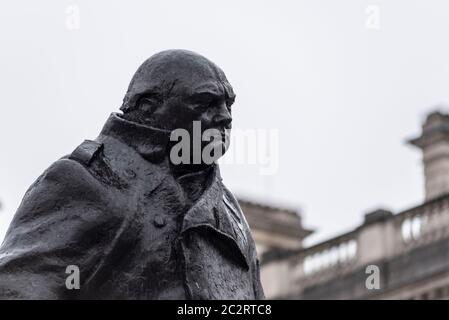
[203,139,229,163]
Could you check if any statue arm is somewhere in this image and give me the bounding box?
[0,159,110,299]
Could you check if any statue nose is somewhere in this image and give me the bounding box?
[212,103,232,128]
[213,113,232,128]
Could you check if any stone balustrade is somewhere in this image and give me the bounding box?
[260,194,449,299]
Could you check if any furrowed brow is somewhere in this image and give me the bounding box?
[192,82,224,97]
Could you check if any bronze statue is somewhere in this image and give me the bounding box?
[0,50,264,299]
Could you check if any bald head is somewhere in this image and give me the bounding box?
[120,49,235,164]
[121,49,235,114]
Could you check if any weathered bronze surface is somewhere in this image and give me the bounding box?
[0,50,264,299]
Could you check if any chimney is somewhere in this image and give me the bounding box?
[409,109,449,200]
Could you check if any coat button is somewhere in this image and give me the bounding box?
[124,169,136,179]
[153,215,166,228]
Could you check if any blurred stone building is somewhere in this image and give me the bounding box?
[243,110,449,299]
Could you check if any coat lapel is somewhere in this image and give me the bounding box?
[181,170,250,270]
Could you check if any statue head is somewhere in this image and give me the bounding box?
[122,50,234,130]
[121,49,235,165]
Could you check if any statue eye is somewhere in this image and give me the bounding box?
[191,93,214,105]
[138,96,162,113]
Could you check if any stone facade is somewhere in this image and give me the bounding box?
[239,199,312,256]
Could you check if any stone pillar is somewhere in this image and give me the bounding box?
[357,209,395,265]
[409,111,449,200]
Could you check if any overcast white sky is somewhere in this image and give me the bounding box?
[1,0,448,245]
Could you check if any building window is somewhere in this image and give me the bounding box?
[401,215,423,242]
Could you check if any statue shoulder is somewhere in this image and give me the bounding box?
[221,184,240,207]
[221,183,245,219]
[15,146,106,219]
[37,140,105,192]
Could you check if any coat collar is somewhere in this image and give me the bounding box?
[99,112,172,163]
[97,113,249,266]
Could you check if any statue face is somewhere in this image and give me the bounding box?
[139,78,234,160]
[122,50,236,163]
[156,81,233,132]
[128,50,235,159]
